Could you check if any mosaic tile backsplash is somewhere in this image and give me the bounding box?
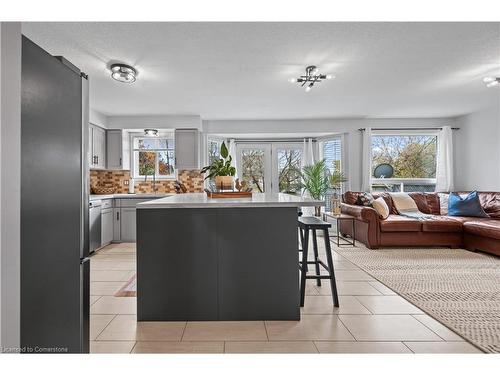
[90,169,204,194]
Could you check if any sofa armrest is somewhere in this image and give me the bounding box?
[341,203,379,223]
[341,203,380,248]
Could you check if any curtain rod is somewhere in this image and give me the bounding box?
[358,127,460,131]
[234,138,317,143]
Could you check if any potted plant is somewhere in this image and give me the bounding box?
[329,168,348,215]
[201,141,236,190]
[300,159,330,216]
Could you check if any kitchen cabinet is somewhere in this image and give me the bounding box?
[90,124,106,169]
[119,208,137,242]
[106,129,130,170]
[113,198,155,242]
[175,129,200,169]
[113,207,121,242]
[101,207,113,246]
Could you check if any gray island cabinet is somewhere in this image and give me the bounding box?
[136,192,322,321]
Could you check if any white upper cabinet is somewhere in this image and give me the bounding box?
[175,129,200,170]
[89,124,106,169]
[106,129,124,170]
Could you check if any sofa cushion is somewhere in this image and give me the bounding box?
[463,220,500,241]
[421,217,463,232]
[343,191,396,214]
[477,192,500,218]
[408,192,441,215]
[380,215,422,232]
[372,197,390,219]
[448,191,489,218]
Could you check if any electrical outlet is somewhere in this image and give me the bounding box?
[124,180,129,186]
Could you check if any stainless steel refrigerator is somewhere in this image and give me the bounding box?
[21,36,90,353]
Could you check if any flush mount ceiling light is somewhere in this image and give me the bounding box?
[289,65,334,92]
[483,76,500,88]
[144,129,158,136]
[110,63,137,83]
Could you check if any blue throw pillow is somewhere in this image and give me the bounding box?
[448,191,489,218]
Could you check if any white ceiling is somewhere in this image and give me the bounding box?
[22,22,500,120]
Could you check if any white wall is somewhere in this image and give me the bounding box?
[89,109,108,128]
[0,22,21,351]
[203,118,455,191]
[454,104,500,191]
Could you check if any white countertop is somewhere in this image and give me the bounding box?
[90,193,174,201]
[137,192,324,209]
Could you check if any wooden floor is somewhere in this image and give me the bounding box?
[89,241,481,353]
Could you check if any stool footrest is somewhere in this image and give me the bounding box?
[305,275,335,280]
[299,260,329,271]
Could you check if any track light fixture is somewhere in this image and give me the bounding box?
[483,76,500,88]
[289,65,334,92]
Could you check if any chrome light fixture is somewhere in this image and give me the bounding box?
[144,129,158,136]
[110,63,137,83]
[483,76,500,88]
[289,65,334,92]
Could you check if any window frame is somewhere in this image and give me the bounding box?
[130,131,176,180]
[370,129,438,192]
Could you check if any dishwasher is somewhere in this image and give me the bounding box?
[89,200,102,253]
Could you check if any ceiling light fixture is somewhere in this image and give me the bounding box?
[144,129,158,136]
[289,65,334,92]
[483,76,500,88]
[110,63,137,83]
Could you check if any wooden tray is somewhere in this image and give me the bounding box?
[205,190,252,198]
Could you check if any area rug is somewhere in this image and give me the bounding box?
[114,274,137,297]
[334,245,500,353]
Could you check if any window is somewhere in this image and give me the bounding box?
[132,134,175,179]
[320,136,344,211]
[207,138,224,167]
[321,137,342,174]
[371,133,437,192]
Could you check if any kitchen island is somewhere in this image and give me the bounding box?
[136,192,322,321]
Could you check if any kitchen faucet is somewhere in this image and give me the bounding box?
[144,170,158,193]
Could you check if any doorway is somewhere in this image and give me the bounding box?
[236,143,303,194]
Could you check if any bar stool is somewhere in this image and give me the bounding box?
[298,216,339,307]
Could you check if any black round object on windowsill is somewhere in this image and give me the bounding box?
[373,163,394,179]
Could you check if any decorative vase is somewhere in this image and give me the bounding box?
[331,189,342,216]
[314,205,322,217]
[215,175,234,191]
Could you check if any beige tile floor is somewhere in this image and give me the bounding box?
[89,241,482,354]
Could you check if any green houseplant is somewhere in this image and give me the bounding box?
[300,159,330,216]
[201,141,236,190]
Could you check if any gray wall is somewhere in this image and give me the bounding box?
[203,118,456,191]
[0,22,21,351]
[454,104,500,191]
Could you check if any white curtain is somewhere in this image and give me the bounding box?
[228,139,239,179]
[301,138,315,170]
[300,138,315,212]
[361,127,372,192]
[435,126,454,192]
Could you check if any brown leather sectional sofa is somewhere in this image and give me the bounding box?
[340,191,500,257]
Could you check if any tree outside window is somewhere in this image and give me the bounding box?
[134,136,175,179]
[371,134,437,192]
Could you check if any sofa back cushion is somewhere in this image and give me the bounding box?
[343,191,396,213]
[343,191,439,215]
[476,192,500,218]
[407,192,440,215]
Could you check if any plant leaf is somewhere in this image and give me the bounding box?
[220,142,229,159]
